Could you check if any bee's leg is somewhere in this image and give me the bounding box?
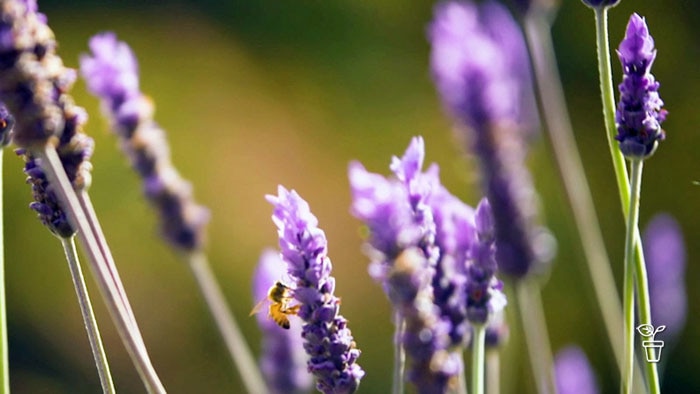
[283,304,301,315]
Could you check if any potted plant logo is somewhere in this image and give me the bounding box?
[636,324,666,363]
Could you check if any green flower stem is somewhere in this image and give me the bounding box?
[516,280,556,394]
[78,191,138,329]
[486,350,499,394]
[0,150,8,394]
[622,160,644,394]
[33,144,166,394]
[523,9,623,371]
[471,324,486,394]
[392,311,405,394]
[593,8,659,393]
[186,251,266,394]
[60,237,115,394]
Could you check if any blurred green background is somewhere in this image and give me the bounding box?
[2,0,698,392]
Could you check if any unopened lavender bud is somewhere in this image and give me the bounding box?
[615,14,666,160]
[17,150,74,237]
[465,199,506,325]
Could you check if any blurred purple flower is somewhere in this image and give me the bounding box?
[81,33,209,251]
[253,249,313,394]
[267,186,364,394]
[643,214,686,340]
[554,346,599,394]
[429,0,537,133]
[428,1,549,278]
[615,14,667,159]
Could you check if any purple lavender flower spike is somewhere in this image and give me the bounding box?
[253,249,313,394]
[350,137,480,391]
[0,0,64,148]
[266,186,364,394]
[81,33,209,251]
[554,346,599,394]
[0,1,95,235]
[643,214,686,341]
[615,14,667,159]
[429,0,548,278]
[465,198,506,325]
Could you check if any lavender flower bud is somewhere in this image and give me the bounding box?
[580,0,620,9]
[643,214,686,341]
[615,14,666,159]
[267,186,364,394]
[465,199,506,325]
[253,249,313,394]
[554,346,599,394]
[81,33,209,251]
[429,1,549,278]
[17,149,74,237]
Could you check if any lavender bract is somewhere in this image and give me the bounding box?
[253,249,313,394]
[615,14,666,159]
[267,186,364,394]
[554,346,599,394]
[81,32,209,251]
[643,214,686,341]
[429,0,547,278]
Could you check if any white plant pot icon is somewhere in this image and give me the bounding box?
[636,324,666,363]
[642,340,664,363]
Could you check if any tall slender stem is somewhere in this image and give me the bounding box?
[456,351,467,394]
[0,150,8,394]
[392,311,405,394]
[516,280,556,394]
[523,10,623,371]
[186,251,266,394]
[486,350,499,394]
[78,191,138,329]
[60,237,116,394]
[622,160,643,394]
[471,325,486,394]
[33,145,166,394]
[593,8,659,393]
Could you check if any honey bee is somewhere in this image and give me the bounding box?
[250,281,300,329]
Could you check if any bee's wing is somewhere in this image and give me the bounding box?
[249,298,268,316]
